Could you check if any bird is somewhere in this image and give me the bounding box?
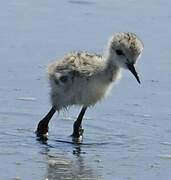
[36,32,144,141]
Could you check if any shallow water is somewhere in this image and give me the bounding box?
[1,0,171,179]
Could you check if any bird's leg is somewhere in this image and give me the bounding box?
[72,106,87,138]
[36,107,56,139]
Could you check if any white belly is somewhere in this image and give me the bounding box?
[50,76,113,110]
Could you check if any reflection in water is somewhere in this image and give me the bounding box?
[40,143,98,180]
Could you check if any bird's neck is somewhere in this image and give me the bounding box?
[105,53,120,71]
[104,55,121,82]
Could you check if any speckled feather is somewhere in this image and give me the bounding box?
[48,51,105,78]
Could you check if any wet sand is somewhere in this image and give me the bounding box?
[1,1,171,179]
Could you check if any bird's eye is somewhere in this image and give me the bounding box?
[115,49,124,56]
[60,75,68,83]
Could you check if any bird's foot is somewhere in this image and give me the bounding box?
[36,120,49,141]
[71,127,84,143]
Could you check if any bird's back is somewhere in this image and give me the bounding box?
[48,51,105,79]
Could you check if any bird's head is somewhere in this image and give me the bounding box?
[108,32,144,84]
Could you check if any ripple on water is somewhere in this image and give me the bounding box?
[68,0,96,5]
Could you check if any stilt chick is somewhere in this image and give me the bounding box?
[36,32,144,140]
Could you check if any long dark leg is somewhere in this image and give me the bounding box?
[36,107,56,138]
[72,106,87,138]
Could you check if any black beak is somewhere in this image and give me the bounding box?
[127,63,141,84]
